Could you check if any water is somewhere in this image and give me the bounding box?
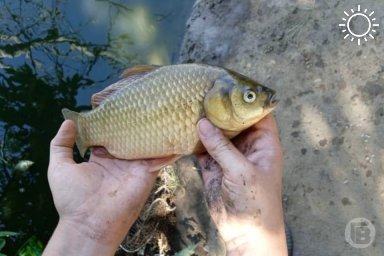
[0,0,194,253]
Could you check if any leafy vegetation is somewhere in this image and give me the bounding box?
[0,231,44,256]
[0,0,137,253]
[15,236,43,256]
[0,231,18,256]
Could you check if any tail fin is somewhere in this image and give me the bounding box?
[62,108,88,157]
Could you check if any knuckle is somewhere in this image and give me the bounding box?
[50,138,58,150]
[210,138,231,156]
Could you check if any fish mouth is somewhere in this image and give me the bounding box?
[265,92,278,108]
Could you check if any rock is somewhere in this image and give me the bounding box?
[178,0,384,255]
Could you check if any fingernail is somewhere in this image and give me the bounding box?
[198,119,216,137]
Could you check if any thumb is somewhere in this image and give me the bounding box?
[197,119,248,173]
[50,120,76,164]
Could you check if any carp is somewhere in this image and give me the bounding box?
[62,64,277,159]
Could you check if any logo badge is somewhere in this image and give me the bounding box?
[345,217,375,248]
[339,5,379,46]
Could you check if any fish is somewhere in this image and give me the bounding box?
[62,64,277,160]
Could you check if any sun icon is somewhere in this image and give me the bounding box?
[339,5,380,46]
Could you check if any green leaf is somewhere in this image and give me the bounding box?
[174,244,197,256]
[0,239,5,251]
[0,231,18,238]
[16,236,43,256]
[0,253,7,256]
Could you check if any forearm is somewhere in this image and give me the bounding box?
[43,219,126,256]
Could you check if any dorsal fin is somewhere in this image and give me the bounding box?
[91,81,126,109]
[91,65,161,109]
[120,64,161,78]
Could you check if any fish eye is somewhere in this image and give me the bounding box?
[243,90,256,103]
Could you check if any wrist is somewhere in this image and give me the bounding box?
[218,217,287,256]
[43,219,127,255]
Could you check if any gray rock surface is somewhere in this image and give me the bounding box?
[179,0,384,255]
[174,157,226,256]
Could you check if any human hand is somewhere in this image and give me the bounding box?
[196,114,287,256]
[44,120,175,255]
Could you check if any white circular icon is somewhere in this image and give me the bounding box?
[339,5,380,46]
[345,217,375,248]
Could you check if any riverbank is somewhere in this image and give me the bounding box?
[179,0,384,255]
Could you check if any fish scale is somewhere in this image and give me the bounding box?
[83,65,220,159]
[62,64,276,160]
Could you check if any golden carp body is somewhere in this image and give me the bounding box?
[62,64,276,159]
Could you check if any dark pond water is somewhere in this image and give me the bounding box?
[0,0,194,253]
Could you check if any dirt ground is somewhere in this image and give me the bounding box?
[178,0,384,255]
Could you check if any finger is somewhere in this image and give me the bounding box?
[245,114,283,169]
[197,154,221,173]
[253,114,282,151]
[233,114,279,150]
[197,118,249,173]
[252,113,279,135]
[198,155,223,191]
[50,120,76,164]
